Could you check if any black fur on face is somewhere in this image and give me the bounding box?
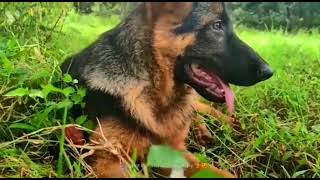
[175,2,273,102]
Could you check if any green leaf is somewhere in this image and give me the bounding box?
[73,79,79,84]
[41,84,64,98]
[4,88,29,97]
[56,99,71,109]
[82,119,95,130]
[71,93,83,104]
[147,145,189,169]
[311,124,320,133]
[191,168,223,178]
[131,149,138,164]
[73,162,83,177]
[9,123,36,132]
[62,87,75,96]
[128,149,140,177]
[77,88,87,98]
[75,115,87,125]
[29,89,44,99]
[63,74,73,83]
[282,151,293,161]
[5,11,15,25]
[30,70,50,81]
[56,99,73,109]
[292,170,308,178]
[72,88,87,104]
[0,52,14,71]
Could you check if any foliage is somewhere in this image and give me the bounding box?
[73,2,138,18]
[226,2,320,32]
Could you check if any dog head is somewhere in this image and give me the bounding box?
[137,2,273,113]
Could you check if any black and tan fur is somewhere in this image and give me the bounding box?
[61,2,273,178]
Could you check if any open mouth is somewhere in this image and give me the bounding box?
[185,63,235,114]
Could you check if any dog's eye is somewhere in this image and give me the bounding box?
[211,20,223,31]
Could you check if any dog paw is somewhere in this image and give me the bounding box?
[193,123,214,147]
[227,115,241,130]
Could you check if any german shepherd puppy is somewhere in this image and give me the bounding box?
[60,2,273,178]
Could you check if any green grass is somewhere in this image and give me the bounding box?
[1,4,320,178]
[55,12,120,53]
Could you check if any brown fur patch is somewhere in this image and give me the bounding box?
[89,117,151,178]
[122,83,195,139]
[145,2,193,24]
[151,3,196,107]
[210,2,224,14]
[192,118,213,147]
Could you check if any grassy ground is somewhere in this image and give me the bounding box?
[1,5,320,178]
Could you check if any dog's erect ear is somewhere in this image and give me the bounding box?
[209,2,224,13]
[136,3,196,62]
[142,2,193,26]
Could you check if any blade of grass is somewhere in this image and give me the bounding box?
[57,106,68,177]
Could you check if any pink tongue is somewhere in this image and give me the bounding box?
[217,79,235,114]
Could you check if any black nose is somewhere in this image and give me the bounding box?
[258,65,273,81]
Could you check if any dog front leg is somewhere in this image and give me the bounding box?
[192,100,238,126]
